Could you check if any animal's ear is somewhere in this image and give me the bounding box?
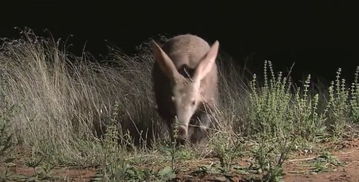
[152,40,181,81]
[193,40,219,82]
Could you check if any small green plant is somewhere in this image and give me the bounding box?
[248,60,292,137]
[164,118,194,172]
[310,152,343,173]
[28,162,57,181]
[22,152,60,181]
[95,123,168,181]
[99,124,129,181]
[326,68,350,137]
[25,152,44,174]
[291,75,326,141]
[157,166,176,181]
[209,130,244,172]
[249,136,295,182]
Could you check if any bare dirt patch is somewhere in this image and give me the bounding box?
[1,165,96,181]
[284,139,359,182]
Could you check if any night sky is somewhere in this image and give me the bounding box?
[1,1,358,83]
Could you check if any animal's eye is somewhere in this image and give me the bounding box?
[191,100,196,105]
[171,96,175,101]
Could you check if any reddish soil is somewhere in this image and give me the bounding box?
[283,139,359,182]
[176,138,359,182]
[1,165,96,181]
[1,139,359,181]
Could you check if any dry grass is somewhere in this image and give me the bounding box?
[0,32,163,165]
[0,31,358,181]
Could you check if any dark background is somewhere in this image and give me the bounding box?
[1,1,358,83]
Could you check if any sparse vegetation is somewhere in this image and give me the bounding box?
[0,30,358,181]
[309,152,343,173]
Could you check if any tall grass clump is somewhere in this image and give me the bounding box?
[349,66,359,123]
[108,47,163,146]
[324,66,359,138]
[1,34,85,161]
[216,55,250,133]
[0,31,162,165]
[0,102,15,159]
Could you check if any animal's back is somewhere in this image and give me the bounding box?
[152,34,218,120]
[160,34,211,69]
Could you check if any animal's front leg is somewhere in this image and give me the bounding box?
[166,120,174,142]
[168,119,187,145]
[189,112,211,143]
